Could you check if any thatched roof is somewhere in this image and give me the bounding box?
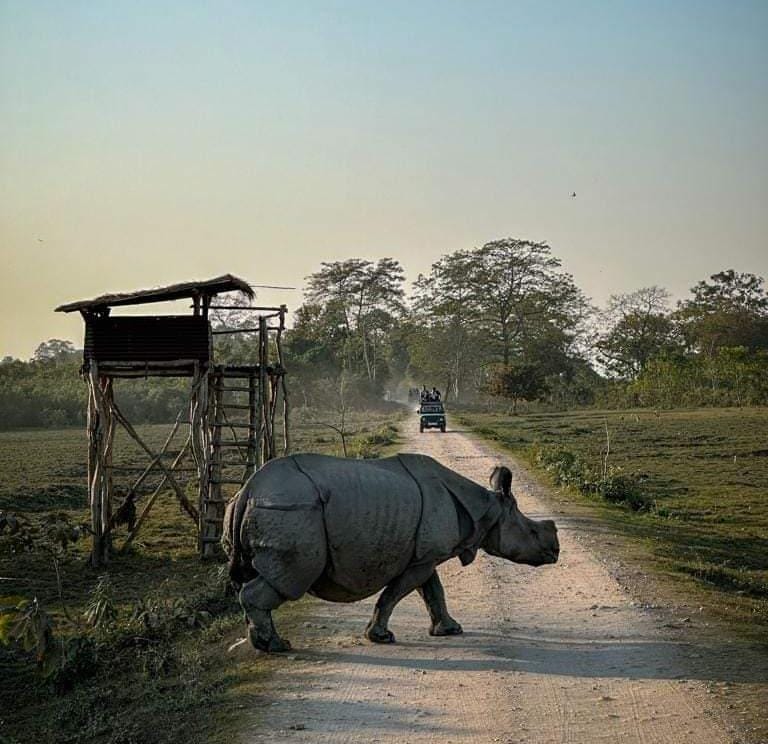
[55,274,254,313]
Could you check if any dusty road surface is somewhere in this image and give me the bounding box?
[235,416,764,743]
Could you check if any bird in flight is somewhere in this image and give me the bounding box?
[570,192,576,198]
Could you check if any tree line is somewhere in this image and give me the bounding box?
[288,241,767,411]
[1,238,767,428]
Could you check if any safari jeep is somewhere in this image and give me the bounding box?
[419,401,446,433]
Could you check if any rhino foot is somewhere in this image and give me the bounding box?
[248,626,292,653]
[365,625,396,644]
[429,620,463,637]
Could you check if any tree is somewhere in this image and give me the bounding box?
[486,361,547,413]
[688,269,768,313]
[32,339,78,363]
[404,320,484,403]
[305,258,405,382]
[468,239,590,366]
[484,325,584,411]
[676,270,768,355]
[410,250,485,401]
[408,239,592,402]
[596,286,679,379]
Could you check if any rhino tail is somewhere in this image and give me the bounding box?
[224,487,252,591]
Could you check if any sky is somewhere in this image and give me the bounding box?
[1,0,766,358]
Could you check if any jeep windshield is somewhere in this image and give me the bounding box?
[421,403,444,414]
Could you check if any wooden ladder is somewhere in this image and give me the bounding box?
[200,366,261,555]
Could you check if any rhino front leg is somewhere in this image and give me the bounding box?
[418,571,463,637]
[240,575,292,653]
[365,563,436,644]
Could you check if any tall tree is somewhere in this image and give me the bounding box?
[411,250,484,401]
[409,239,591,402]
[304,258,406,381]
[597,286,678,379]
[468,239,590,366]
[31,339,78,363]
[676,270,768,354]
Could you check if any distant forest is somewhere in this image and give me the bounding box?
[2,238,767,428]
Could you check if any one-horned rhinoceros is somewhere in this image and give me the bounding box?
[222,453,559,652]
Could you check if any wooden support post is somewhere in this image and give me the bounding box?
[259,316,275,462]
[269,373,279,454]
[246,369,258,477]
[190,361,208,554]
[87,366,103,567]
[201,369,223,558]
[276,306,290,455]
[102,377,115,557]
[87,363,115,567]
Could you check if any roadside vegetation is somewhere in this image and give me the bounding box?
[457,407,768,628]
[0,412,402,744]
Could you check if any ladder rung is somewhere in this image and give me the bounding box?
[213,386,253,392]
[221,404,253,410]
[219,371,258,379]
[211,423,256,429]
[210,478,246,485]
[215,442,249,448]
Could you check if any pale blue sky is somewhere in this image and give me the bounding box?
[1,1,766,357]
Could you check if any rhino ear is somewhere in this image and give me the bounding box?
[490,466,513,499]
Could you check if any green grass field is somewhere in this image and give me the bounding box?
[0,410,402,744]
[458,407,768,626]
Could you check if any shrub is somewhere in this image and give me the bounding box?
[352,424,398,459]
[530,443,650,511]
[83,575,118,632]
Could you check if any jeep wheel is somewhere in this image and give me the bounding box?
[440,424,446,433]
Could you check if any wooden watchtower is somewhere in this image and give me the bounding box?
[56,275,289,566]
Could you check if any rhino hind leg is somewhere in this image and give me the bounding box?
[418,571,463,637]
[365,563,436,644]
[240,575,292,653]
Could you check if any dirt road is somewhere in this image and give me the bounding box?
[236,416,759,743]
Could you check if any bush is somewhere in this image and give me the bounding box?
[352,423,398,458]
[129,581,213,637]
[531,443,650,511]
[598,472,651,510]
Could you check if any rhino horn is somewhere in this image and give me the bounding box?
[489,465,513,498]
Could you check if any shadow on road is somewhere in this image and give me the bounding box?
[296,632,768,685]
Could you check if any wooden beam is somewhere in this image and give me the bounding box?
[122,407,186,501]
[110,402,198,523]
[119,435,192,553]
[205,305,285,311]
